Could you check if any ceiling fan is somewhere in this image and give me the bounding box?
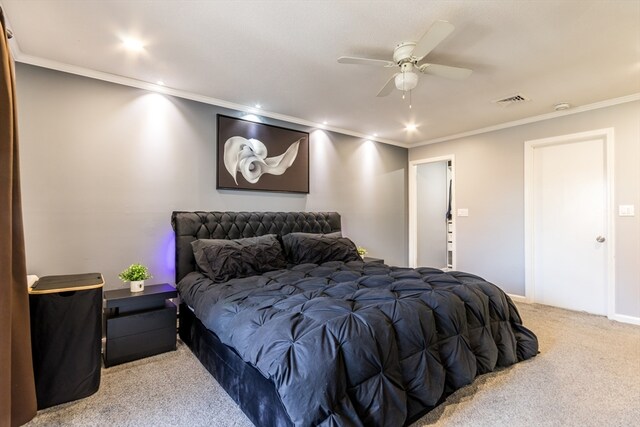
[337,21,472,105]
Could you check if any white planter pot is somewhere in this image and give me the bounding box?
[130,280,144,293]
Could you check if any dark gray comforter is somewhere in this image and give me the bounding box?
[178,261,538,426]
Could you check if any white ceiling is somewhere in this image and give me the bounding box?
[2,0,639,147]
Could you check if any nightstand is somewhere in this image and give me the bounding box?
[103,283,177,367]
[362,257,384,264]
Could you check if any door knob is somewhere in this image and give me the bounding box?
[596,236,606,243]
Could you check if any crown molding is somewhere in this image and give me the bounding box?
[12,50,410,149]
[412,93,640,148]
[10,43,637,151]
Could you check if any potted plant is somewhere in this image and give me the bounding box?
[118,263,152,292]
[357,246,368,259]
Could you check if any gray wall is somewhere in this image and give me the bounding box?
[16,64,408,290]
[409,100,640,318]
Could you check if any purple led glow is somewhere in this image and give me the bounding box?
[153,228,175,284]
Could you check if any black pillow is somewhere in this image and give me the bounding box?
[284,231,342,239]
[191,234,287,283]
[281,233,361,265]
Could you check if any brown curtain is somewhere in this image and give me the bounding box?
[0,7,37,427]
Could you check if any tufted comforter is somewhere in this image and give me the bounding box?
[178,261,538,426]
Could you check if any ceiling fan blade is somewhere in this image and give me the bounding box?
[419,63,472,80]
[338,56,395,67]
[411,20,455,60]
[376,73,399,97]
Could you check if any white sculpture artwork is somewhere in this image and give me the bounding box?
[223,136,301,184]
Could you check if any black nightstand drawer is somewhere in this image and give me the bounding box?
[107,302,176,339]
[104,301,177,367]
[103,284,178,368]
[106,326,176,367]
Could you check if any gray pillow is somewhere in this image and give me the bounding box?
[192,234,287,283]
[281,232,361,265]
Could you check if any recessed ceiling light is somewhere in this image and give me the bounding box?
[322,121,328,125]
[255,103,262,109]
[554,102,571,111]
[156,80,165,86]
[405,124,417,132]
[372,133,378,137]
[242,114,262,123]
[122,37,144,52]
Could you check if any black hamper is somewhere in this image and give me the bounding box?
[28,273,104,409]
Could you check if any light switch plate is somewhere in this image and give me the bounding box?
[457,208,469,217]
[619,205,635,216]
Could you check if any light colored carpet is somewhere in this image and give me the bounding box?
[25,303,640,427]
[414,303,640,427]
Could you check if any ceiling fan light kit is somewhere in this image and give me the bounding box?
[395,70,418,92]
[337,20,472,109]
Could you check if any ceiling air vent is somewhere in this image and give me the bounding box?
[493,93,530,106]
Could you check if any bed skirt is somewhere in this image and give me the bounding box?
[179,303,294,427]
[180,302,450,426]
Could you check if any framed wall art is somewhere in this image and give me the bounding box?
[216,114,309,193]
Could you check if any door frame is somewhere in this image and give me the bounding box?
[524,128,615,318]
[408,154,455,268]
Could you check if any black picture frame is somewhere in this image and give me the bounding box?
[216,115,309,193]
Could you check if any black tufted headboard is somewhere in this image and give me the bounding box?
[171,211,342,283]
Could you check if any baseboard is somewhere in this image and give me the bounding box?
[508,294,529,303]
[514,296,640,325]
[609,313,640,326]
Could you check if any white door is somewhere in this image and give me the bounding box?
[531,138,608,315]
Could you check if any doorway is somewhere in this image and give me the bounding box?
[524,129,614,317]
[409,155,455,269]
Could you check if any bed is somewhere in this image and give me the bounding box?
[172,211,538,426]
